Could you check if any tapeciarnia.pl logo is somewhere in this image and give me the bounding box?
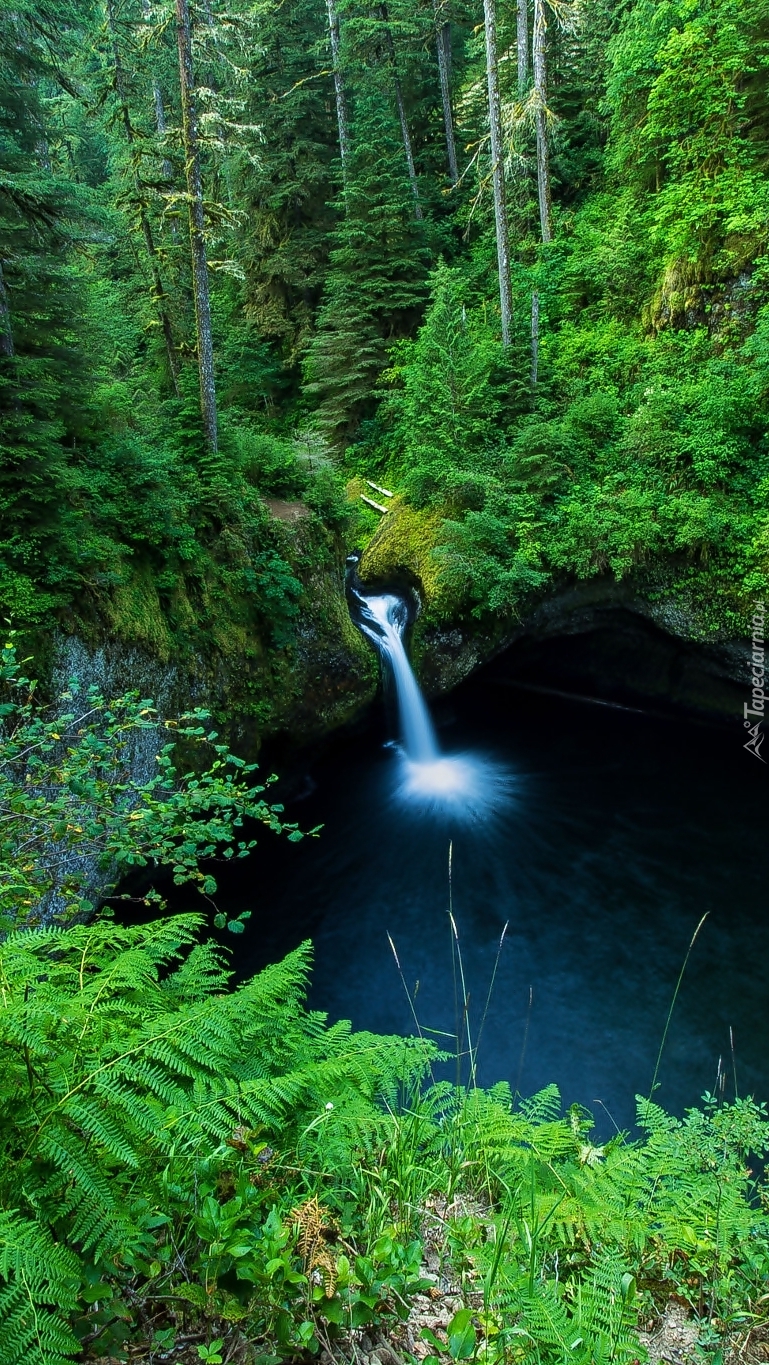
[744,601,766,762]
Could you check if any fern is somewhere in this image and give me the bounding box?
[1,888,768,1360]
[0,1212,81,1365]
[0,913,435,1360]
[509,1254,641,1365]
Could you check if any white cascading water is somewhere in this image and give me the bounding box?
[355,591,512,817]
[356,594,438,762]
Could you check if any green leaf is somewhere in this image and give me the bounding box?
[447,1308,476,1360]
[420,1328,446,1353]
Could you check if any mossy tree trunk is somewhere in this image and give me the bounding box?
[0,261,13,358]
[517,0,529,93]
[533,0,552,243]
[326,0,351,178]
[175,0,218,454]
[434,0,458,184]
[106,0,181,397]
[483,0,513,346]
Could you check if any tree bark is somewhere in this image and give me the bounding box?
[175,0,218,454]
[517,0,529,94]
[141,0,174,180]
[533,0,552,243]
[151,69,175,184]
[380,6,422,221]
[107,0,180,396]
[0,260,14,359]
[326,0,351,177]
[433,2,458,184]
[392,69,423,220]
[483,0,513,346]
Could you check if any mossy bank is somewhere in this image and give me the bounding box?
[45,503,378,758]
[358,496,756,722]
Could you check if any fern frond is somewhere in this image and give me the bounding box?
[0,1211,80,1365]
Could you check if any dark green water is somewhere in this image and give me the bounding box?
[227,665,769,1133]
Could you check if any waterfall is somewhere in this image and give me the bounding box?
[356,593,438,762]
[352,585,513,817]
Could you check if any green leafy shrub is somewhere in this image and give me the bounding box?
[383,264,514,509]
[233,428,307,498]
[0,638,305,932]
[303,465,353,530]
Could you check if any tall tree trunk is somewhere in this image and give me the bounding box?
[107,0,180,396]
[175,0,218,454]
[380,6,423,221]
[392,69,423,220]
[0,261,14,359]
[433,1,458,184]
[141,0,174,180]
[533,0,552,243]
[326,0,351,177]
[483,0,513,347]
[517,0,529,94]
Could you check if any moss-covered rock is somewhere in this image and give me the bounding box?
[359,499,445,599]
[49,510,378,757]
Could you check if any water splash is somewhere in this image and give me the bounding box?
[391,748,513,821]
[354,590,513,820]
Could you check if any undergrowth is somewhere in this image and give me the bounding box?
[2,918,768,1365]
[1,656,768,1365]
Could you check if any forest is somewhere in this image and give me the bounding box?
[2,0,768,656]
[2,0,769,1361]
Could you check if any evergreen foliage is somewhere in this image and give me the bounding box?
[1,0,768,640]
[305,85,432,446]
[232,0,339,360]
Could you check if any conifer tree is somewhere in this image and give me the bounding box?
[175,0,218,453]
[141,0,174,181]
[105,0,180,396]
[304,90,429,444]
[0,0,97,617]
[379,4,423,221]
[483,0,514,346]
[533,0,552,242]
[433,0,458,183]
[327,0,351,175]
[234,0,339,358]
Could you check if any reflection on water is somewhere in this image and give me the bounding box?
[223,672,769,1135]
